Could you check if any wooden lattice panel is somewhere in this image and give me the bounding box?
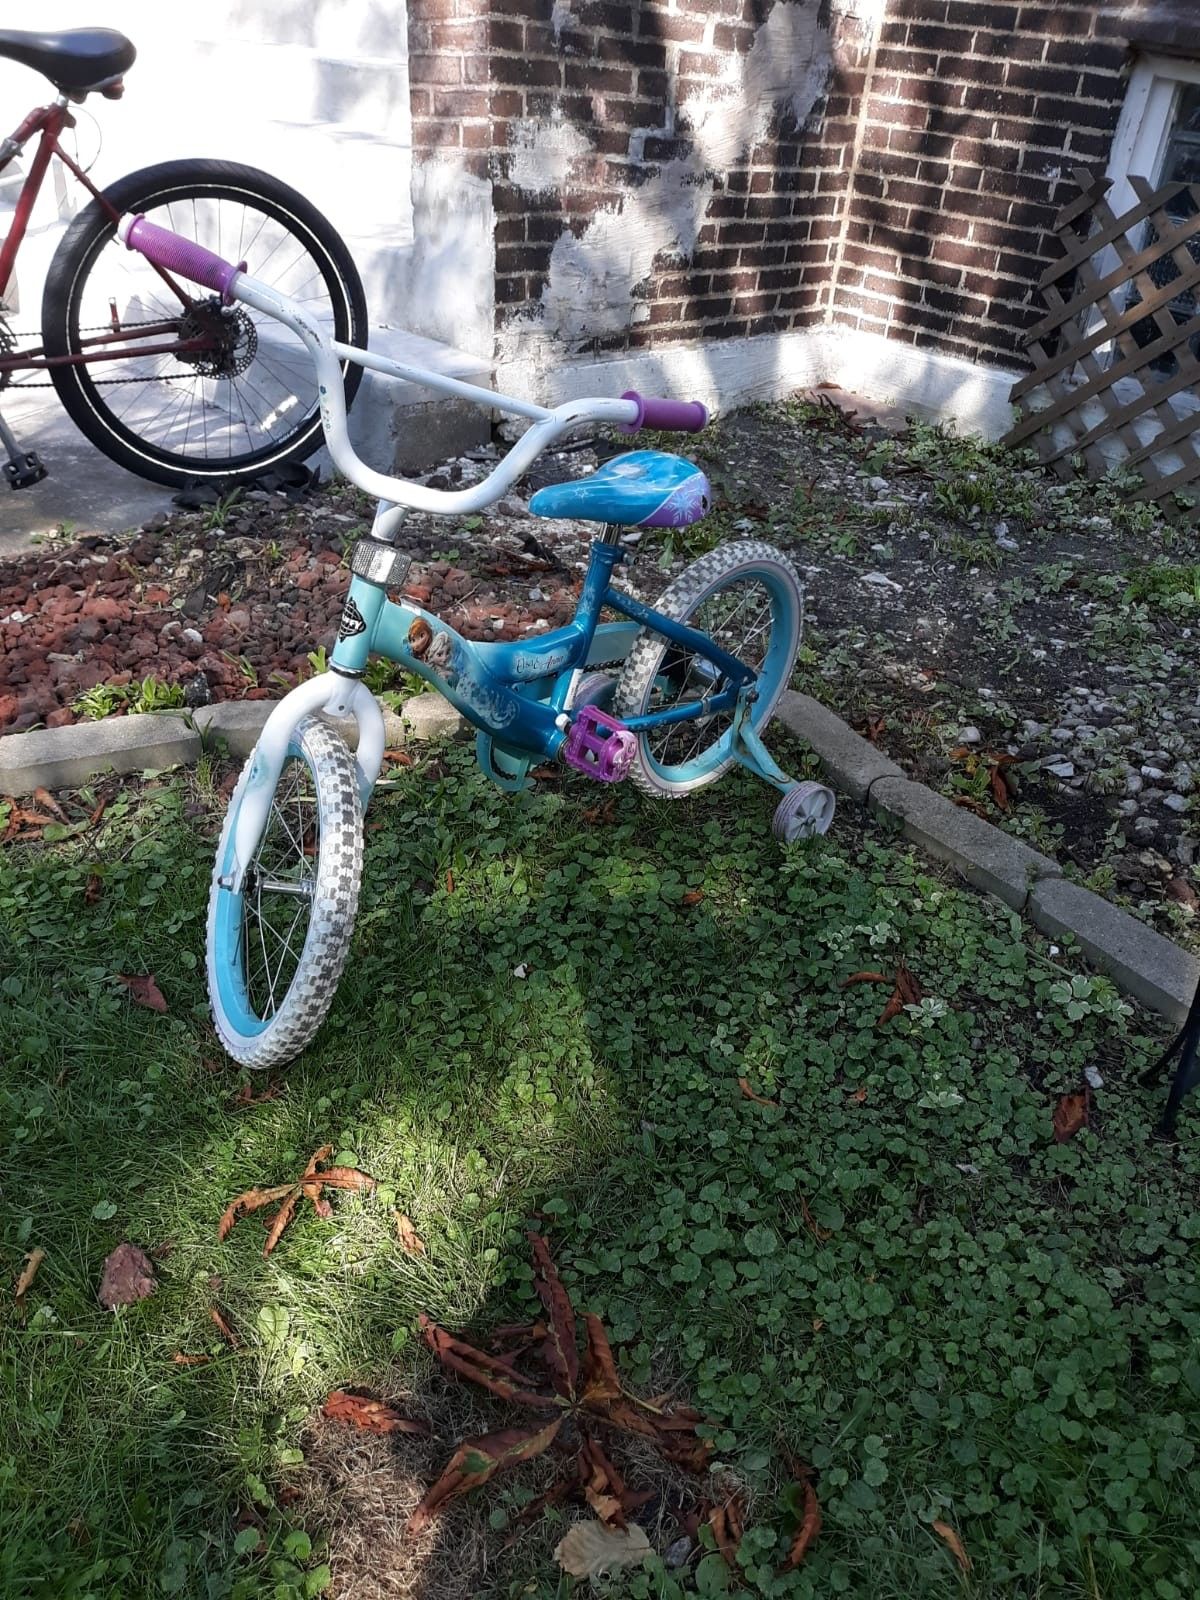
[1003,165,1200,509]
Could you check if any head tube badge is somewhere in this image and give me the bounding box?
[337,595,366,642]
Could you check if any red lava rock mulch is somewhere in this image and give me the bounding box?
[0,488,585,735]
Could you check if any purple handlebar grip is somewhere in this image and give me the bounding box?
[618,390,709,435]
[122,215,244,304]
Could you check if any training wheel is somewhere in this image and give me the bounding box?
[773,781,836,842]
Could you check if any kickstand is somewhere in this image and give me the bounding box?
[1139,972,1200,1138]
[0,409,46,489]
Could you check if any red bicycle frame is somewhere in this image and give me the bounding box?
[0,97,214,375]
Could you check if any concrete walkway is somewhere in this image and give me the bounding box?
[0,383,171,557]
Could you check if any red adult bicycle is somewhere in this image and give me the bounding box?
[0,26,367,488]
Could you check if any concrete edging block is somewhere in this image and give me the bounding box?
[869,774,1061,911]
[0,713,199,796]
[775,690,904,802]
[1028,878,1198,1026]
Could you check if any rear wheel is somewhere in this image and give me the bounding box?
[613,541,804,798]
[42,160,367,485]
[207,715,363,1069]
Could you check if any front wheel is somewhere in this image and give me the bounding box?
[613,541,804,798]
[207,715,363,1069]
[42,160,367,486]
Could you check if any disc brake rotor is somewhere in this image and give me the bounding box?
[175,300,258,378]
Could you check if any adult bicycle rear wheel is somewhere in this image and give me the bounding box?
[42,160,366,486]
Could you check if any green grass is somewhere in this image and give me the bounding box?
[2,748,1198,1599]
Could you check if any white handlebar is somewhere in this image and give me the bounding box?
[234,274,641,515]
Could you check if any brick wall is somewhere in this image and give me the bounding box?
[485,0,841,373]
[407,1,1155,379]
[828,0,1135,368]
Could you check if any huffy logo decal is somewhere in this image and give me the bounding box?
[337,595,366,642]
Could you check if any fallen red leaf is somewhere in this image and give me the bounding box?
[1052,1089,1090,1143]
[737,1076,779,1107]
[322,1390,431,1436]
[116,973,167,1013]
[419,1315,559,1409]
[841,970,889,987]
[778,1462,821,1571]
[849,1087,868,1103]
[579,1313,622,1406]
[989,764,1011,812]
[445,869,455,894]
[33,788,68,822]
[681,890,704,906]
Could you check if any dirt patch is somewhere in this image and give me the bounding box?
[294,1374,713,1600]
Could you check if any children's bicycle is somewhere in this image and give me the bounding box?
[0,26,366,488]
[117,215,836,1069]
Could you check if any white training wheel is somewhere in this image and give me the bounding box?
[772,781,836,842]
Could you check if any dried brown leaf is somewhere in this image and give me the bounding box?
[14,1247,45,1302]
[580,1312,622,1405]
[841,970,890,987]
[778,1462,821,1572]
[932,1520,971,1572]
[445,868,455,895]
[83,871,103,905]
[33,788,68,822]
[708,1494,746,1571]
[989,763,1010,812]
[408,1419,563,1535]
[1052,1089,1090,1143]
[894,962,923,1007]
[210,1305,240,1348]
[554,1520,651,1579]
[395,1213,426,1255]
[420,1314,559,1409]
[216,1183,297,1242]
[322,1390,431,1435]
[681,889,704,906]
[317,1166,376,1192]
[262,1188,303,1256]
[528,1232,579,1398]
[1166,876,1199,909]
[172,1352,210,1367]
[737,1076,779,1107]
[117,973,167,1013]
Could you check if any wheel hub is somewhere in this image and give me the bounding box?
[175,299,257,378]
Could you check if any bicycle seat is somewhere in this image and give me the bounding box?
[0,29,135,93]
[528,449,711,528]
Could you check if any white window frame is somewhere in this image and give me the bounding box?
[1106,53,1200,211]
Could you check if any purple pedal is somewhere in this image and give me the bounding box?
[562,705,637,783]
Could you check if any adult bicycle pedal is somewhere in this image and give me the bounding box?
[0,411,47,488]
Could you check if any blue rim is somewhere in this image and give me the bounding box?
[640,563,798,787]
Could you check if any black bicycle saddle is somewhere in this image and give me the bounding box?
[0,29,135,93]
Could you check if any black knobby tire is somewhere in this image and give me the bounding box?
[42,160,367,486]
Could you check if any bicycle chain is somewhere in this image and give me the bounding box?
[3,316,205,388]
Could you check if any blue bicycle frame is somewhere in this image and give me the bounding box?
[328,538,756,780]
